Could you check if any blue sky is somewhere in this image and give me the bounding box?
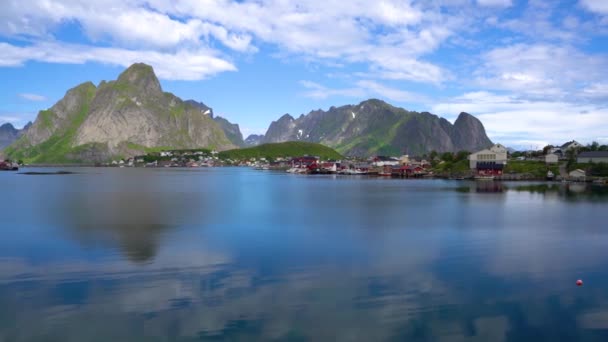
[1,0,608,149]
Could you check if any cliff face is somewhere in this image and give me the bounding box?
[213,116,245,147]
[5,63,235,163]
[0,123,29,150]
[261,99,493,157]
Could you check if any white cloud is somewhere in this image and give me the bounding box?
[0,0,458,84]
[433,91,608,148]
[0,42,237,80]
[477,0,512,8]
[355,80,429,103]
[299,81,365,100]
[18,93,46,101]
[300,80,428,104]
[580,0,608,14]
[582,83,608,99]
[0,116,20,124]
[474,44,608,99]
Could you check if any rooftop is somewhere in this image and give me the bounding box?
[578,151,608,158]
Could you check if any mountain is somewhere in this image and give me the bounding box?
[213,116,245,147]
[4,63,235,163]
[245,134,265,146]
[184,100,245,147]
[0,123,21,150]
[0,122,31,150]
[261,99,493,156]
[219,141,343,161]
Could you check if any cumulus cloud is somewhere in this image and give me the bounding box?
[0,0,460,84]
[474,43,608,99]
[580,0,608,14]
[0,42,237,80]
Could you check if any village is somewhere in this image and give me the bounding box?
[2,141,607,184]
[243,141,608,183]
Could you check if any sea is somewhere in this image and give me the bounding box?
[1,167,607,341]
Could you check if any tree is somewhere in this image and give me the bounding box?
[542,145,554,155]
[455,150,470,162]
[441,152,454,162]
[590,141,600,151]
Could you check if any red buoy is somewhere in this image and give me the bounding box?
[576,279,583,286]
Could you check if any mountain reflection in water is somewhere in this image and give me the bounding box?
[0,168,608,341]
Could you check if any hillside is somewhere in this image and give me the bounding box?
[262,99,493,157]
[5,63,235,163]
[219,141,343,160]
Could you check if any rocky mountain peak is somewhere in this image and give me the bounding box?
[452,112,492,152]
[0,123,17,133]
[116,63,161,95]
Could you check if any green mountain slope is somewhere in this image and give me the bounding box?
[5,63,235,164]
[219,141,343,160]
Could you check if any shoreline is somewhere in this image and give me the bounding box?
[14,164,606,184]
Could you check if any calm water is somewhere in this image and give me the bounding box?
[1,167,608,341]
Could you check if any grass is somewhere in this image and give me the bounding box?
[569,162,608,177]
[219,141,343,160]
[434,159,470,174]
[504,160,559,178]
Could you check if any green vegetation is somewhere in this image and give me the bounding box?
[504,161,559,178]
[431,151,471,175]
[434,159,470,174]
[568,162,608,177]
[6,83,97,164]
[219,142,343,160]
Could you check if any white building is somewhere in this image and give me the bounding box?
[468,144,508,169]
[545,153,559,164]
[577,151,608,164]
[569,169,586,180]
[561,140,583,151]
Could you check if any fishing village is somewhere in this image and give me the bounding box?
[3,141,606,184]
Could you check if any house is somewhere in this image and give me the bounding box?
[569,169,586,180]
[399,155,410,165]
[468,144,508,169]
[160,151,172,157]
[291,156,318,167]
[371,156,400,167]
[545,153,559,164]
[394,165,425,177]
[577,151,608,164]
[561,140,583,151]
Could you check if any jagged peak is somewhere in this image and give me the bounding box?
[0,122,16,131]
[454,112,482,126]
[70,81,96,92]
[116,63,161,94]
[277,113,295,121]
[358,98,389,107]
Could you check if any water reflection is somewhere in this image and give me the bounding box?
[453,182,608,202]
[1,169,608,341]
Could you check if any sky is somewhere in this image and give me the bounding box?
[1,0,607,149]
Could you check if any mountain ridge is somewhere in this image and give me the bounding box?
[260,99,493,157]
[3,63,495,163]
